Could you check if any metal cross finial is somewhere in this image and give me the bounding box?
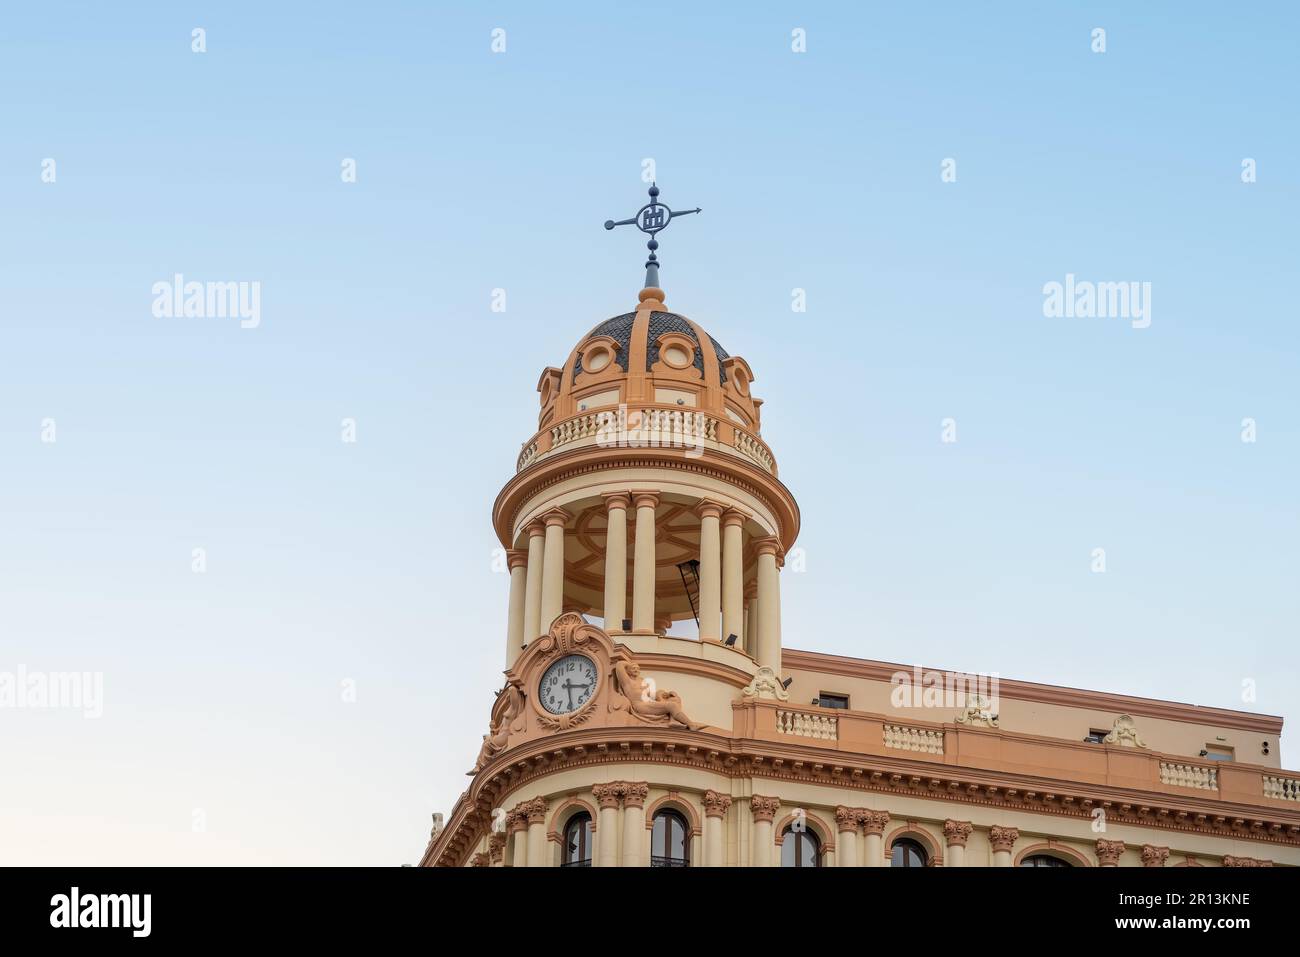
[604,183,701,289]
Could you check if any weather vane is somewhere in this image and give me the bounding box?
[604,183,701,289]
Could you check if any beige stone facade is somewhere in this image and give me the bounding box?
[422,285,1300,868]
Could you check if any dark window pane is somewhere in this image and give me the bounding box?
[890,838,927,868]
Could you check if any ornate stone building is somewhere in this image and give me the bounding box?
[420,275,1300,869]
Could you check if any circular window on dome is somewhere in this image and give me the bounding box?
[585,345,612,373]
[732,367,750,396]
[663,344,691,368]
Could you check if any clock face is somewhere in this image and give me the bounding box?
[539,654,598,715]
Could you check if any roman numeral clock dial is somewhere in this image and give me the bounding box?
[539,654,598,715]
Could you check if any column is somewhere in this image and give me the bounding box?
[631,492,659,633]
[695,500,724,641]
[601,492,631,632]
[989,826,1018,867]
[750,796,779,867]
[943,820,972,867]
[721,509,747,646]
[621,783,648,867]
[1096,839,1125,867]
[509,811,529,868]
[863,810,889,867]
[538,508,569,634]
[703,791,732,866]
[755,538,782,672]
[593,784,622,868]
[743,582,758,657]
[522,521,545,641]
[1141,845,1170,868]
[835,807,859,867]
[524,798,548,867]
[504,549,528,668]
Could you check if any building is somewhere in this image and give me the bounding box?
[420,218,1300,868]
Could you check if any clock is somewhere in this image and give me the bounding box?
[538,654,599,715]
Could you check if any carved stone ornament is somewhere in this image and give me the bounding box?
[512,612,615,732]
[954,694,999,728]
[488,832,507,864]
[592,782,624,810]
[988,826,1019,853]
[611,658,706,730]
[429,812,445,841]
[943,820,974,848]
[1095,839,1126,866]
[470,682,526,773]
[741,665,790,702]
[834,806,860,832]
[1103,714,1148,749]
[1140,844,1169,868]
[750,795,780,822]
[861,810,890,835]
[703,790,733,818]
[471,852,490,867]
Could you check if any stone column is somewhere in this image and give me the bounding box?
[509,811,529,868]
[835,807,859,867]
[755,538,782,673]
[601,493,631,632]
[743,582,758,657]
[750,796,779,867]
[522,520,546,641]
[504,549,528,668]
[703,790,732,867]
[1096,839,1125,867]
[863,810,890,867]
[631,492,659,633]
[721,509,746,646]
[621,783,648,867]
[989,826,1018,867]
[695,500,724,641]
[523,798,548,867]
[593,784,622,868]
[538,508,569,634]
[1141,845,1170,868]
[943,820,973,867]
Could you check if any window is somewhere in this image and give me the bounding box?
[1020,854,1072,867]
[1203,745,1234,762]
[1084,730,1108,744]
[561,813,593,867]
[817,693,849,709]
[651,810,690,867]
[890,838,928,868]
[780,827,821,867]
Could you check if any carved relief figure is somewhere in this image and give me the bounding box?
[470,683,526,773]
[613,659,705,730]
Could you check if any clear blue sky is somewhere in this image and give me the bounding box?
[1,2,1295,865]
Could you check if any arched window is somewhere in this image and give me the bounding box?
[890,837,928,868]
[1020,854,1072,868]
[651,810,690,867]
[561,813,593,867]
[780,826,821,867]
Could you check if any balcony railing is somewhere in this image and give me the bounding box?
[1264,775,1300,802]
[884,723,945,754]
[1159,761,1219,791]
[776,708,838,741]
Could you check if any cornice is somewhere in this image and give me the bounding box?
[421,726,1300,867]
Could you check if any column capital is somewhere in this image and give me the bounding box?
[540,507,570,528]
[722,507,751,529]
[834,806,861,833]
[750,795,780,823]
[988,825,1019,853]
[943,820,974,848]
[621,782,649,809]
[601,491,632,511]
[524,519,546,538]
[694,498,726,521]
[506,548,529,571]
[592,782,624,810]
[488,832,507,864]
[471,851,490,867]
[1095,839,1126,866]
[506,809,529,834]
[631,490,660,510]
[860,810,890,835]
[703,790,733,818]
[754,536,782,559]
[1140,845,1170,868]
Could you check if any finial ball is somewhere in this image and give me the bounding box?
[648,185,660,198]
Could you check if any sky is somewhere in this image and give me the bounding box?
[1,2,1296,866]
